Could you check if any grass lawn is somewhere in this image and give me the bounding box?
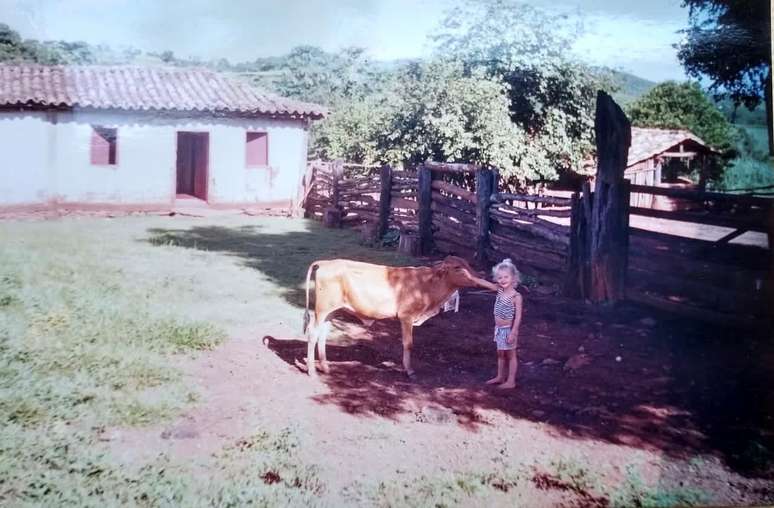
[0,215,413,506]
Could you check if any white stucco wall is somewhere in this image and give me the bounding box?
[0,112,51,204]
[0,109,310,208]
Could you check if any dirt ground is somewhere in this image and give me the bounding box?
[107,276,774,506]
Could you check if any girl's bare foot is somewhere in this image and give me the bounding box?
[485,377,505,385]
[497,382,516,389]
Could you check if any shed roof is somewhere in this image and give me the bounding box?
[628,127,714,167]
[0,64,326,119]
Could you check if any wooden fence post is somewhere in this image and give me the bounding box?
[378,165,393,239]
[418,164,434,255]
[564,191,584,298]
[589,91,632,303]
[323,159,344,228]
[475,168,495,264]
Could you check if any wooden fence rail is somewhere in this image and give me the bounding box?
[302,153,772,326]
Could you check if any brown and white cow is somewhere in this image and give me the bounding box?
[303,256,498,377]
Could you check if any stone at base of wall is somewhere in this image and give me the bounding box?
[0,199,295,220]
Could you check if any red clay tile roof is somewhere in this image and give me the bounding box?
[628,127,714,167]
[0,64,326,119]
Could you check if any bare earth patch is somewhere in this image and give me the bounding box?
[107,289,774,507]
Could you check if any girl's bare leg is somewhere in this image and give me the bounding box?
[498,349,518,389]
[486,351,506,384]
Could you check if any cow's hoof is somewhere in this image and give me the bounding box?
[405,370,417,380]
[319,361,331,374]
[293,358,310,373]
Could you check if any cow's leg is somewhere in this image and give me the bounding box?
[317,320,332,374]
[400,318,415,378]
[306,315,320,377]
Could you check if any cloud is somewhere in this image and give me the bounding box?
[571,13,688,81]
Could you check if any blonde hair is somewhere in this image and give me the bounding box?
[492,258,521,284]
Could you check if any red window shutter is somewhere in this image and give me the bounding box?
[91,126,117,165]
[245,132,268,166]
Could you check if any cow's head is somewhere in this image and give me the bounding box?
[433,256,493,289]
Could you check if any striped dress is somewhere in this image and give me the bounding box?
[493,289,517,350]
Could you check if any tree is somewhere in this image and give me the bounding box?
[628,81,733,185]
[431,0,607,181]
[676,0,772,155]
[0,23,61,63]
[377,61,528,177]
[627,81,734,150]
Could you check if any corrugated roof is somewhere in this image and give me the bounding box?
[0,64,326,119]
[628,127,713,167]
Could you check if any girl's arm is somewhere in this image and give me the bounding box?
[507,292,523,345]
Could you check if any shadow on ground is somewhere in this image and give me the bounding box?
[146,221,774,479]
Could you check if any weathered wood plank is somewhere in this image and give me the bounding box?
[431,180,476,203]
[424,161,482,173]
[495,193,572,206]
[629,184,773,208]
[418,165,434,255]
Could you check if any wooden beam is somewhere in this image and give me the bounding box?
[475,168,495,263]
[431,180,476,203]
[629,206,769,232]
[629,184,773,208]
[494,193,572,206]
[424,161,482,174]
[660,151,698,158]
[377,165,393,238]
[390,196,419,211]
[418,165,434,255]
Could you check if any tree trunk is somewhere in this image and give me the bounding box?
[589,91,632,304]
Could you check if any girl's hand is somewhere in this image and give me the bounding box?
[507,335,517,346]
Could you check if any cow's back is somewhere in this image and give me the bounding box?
[313,260,426,320]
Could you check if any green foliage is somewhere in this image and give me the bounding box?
[610,465,709,508]
[430,0,605,180]
[378,61,525,175]
[628,81,734,151]
[677,0,770,111]
[0,23,62,64]
[677,0,772,155]
[713,157,774,191]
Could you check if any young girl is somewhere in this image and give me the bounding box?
[486,258,523,389]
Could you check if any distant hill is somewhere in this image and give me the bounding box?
[604,70,658,106]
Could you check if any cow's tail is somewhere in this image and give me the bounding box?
[303,261,321,335]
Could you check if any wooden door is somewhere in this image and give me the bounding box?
[176,132,209,200]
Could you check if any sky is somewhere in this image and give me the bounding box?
[1,0,693,82]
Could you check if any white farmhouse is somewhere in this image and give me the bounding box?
[0,64,325,213]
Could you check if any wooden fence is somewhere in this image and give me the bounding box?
[303,159,571,280]
[625,184,772,326]
[303,157,772,326]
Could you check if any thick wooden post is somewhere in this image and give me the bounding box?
[475,168,495,263]
[378,165,393,239]
[417,164,434,255]
[589,91,632,303]
[323,159,344,228]
[331,159,344,209]
[564,191,584,297]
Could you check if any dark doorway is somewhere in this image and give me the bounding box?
[176,132,209,200]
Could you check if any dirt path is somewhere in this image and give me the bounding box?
[107,290,774,506]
